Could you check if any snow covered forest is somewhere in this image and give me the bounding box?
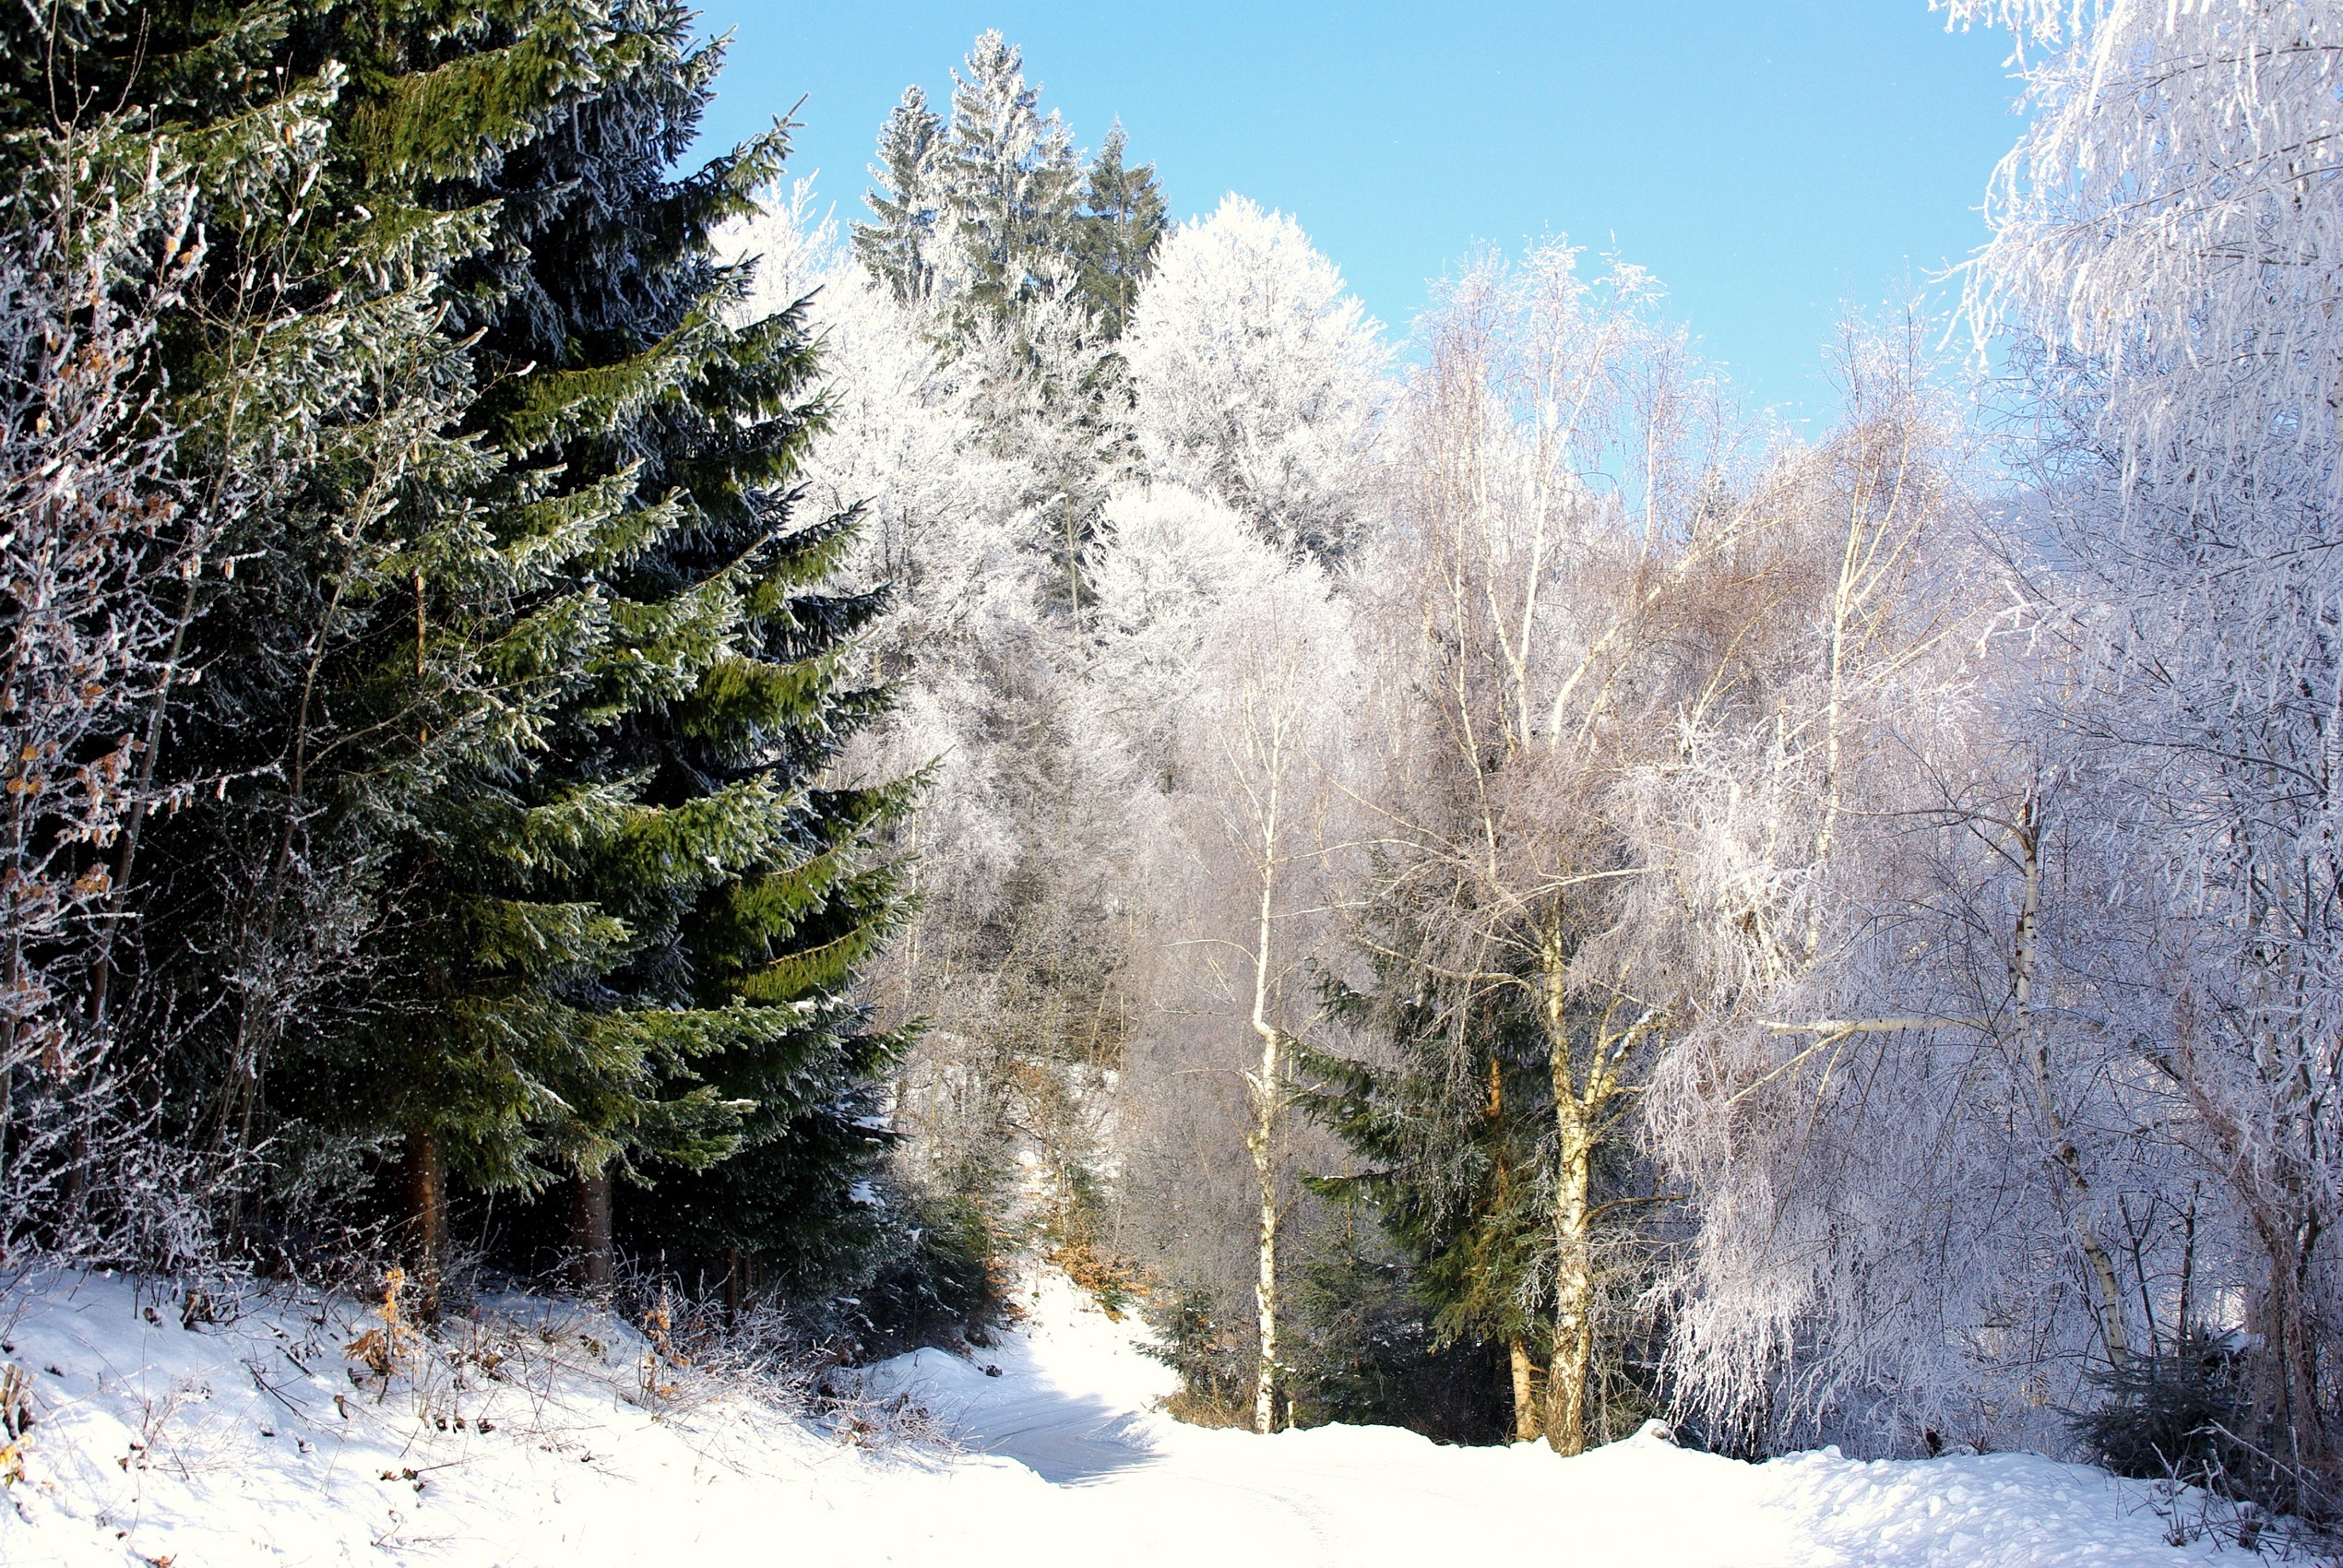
[2,0,2342,1551]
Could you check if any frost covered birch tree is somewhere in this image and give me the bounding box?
[1079,489,1361,1432]
[1196,569,1356,1433]
[1325,243,1771,1454]
[1625,327,2067,1455]
[1627,4,2343,1491]
[1945,0,2343,1492]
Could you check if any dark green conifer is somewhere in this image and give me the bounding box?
[107,1,651,1294]
[438,0,912,1293]
[1299,918,1556,1439]
[6,1,913,1307]
[0,2,617,1287]
[853,87,945,306]
[1075,125,1166,339]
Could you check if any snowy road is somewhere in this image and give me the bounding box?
[862,1273,2223,1568]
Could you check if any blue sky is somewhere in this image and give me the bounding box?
[685,3,2025,422]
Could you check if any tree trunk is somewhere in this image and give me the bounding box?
[1246,760,1286,1437]
[2011,797,2128,1368]
[2170,994,2337,1493]
[1492,1059,1542,1445]
[1510,1338,1542,1443]
[1544,1112,1595,1455]
[1539,916,1598,1456]
[2245,1200,2335,1490]
[401,1125,447,1321]
[570,1168,614,1294]
[1250,1020,1282,1435]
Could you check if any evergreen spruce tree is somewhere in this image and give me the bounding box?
[102,1,677,1296]
[854,32,1089,330]
[852,35,1139,625]
[1074,125,1166,340]
[1300,918,1559,1442]
[852,86,945,306]
[854,34,1158,336]
[3,1,911,1307]
[1302,905,1672,1444]
[935,30,1083,326]
[1284,1216,1510,1443]
[434,0,912,1295]
[0,1,631,1288]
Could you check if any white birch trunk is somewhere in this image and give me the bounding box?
[1510,1338,1542,1443]
[1540,921,1596,1455]
[2010,796,2129,1368]
[1247,762,1285,1435]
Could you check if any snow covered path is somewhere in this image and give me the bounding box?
[0,1267,2251,1566]
[865,1271,2230,1567]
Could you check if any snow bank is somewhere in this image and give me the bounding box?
[0,1266,2248,1566]
[0,1270,1062,1567]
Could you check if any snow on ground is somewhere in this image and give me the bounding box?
[866,1270,2242,1567]
[0,1269,1067,1567]
[0,1264,2249,1566]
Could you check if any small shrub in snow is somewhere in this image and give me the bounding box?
[341,1269,421,1395]
[2074,1332,2248,1490]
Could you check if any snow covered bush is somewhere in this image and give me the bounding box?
[0,130,218,1285]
